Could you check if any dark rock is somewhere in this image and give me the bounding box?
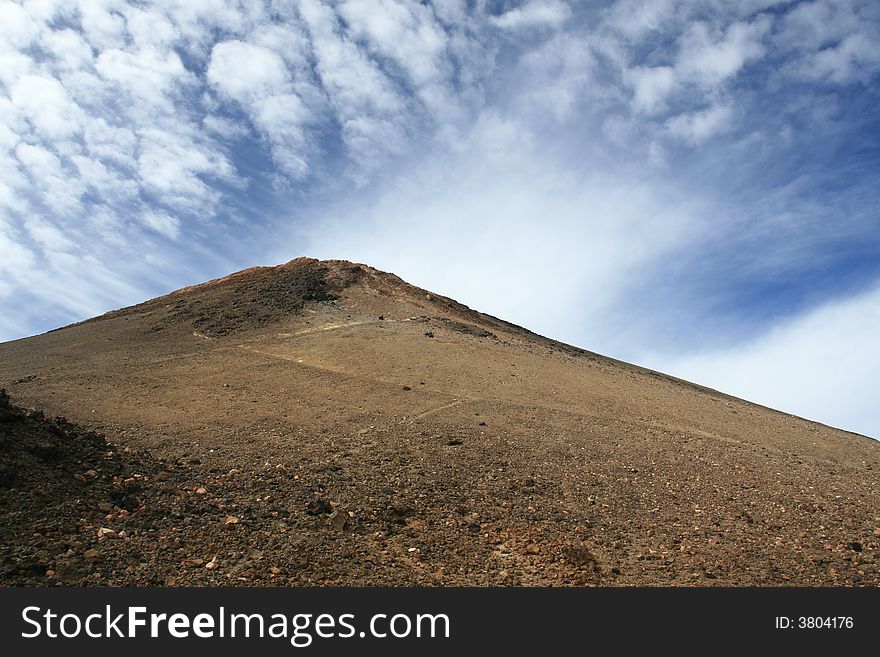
[849,541,863,552]
[388,506,413,525]
[31,442,60,461]
[562,546,600,571]
[0,464,12,487]
[119,495,141,511]
[424,331,434,338]
[306,498,332,516]
[447,439,463,446]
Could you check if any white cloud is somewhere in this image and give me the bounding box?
[676,18,770,90]
[0,45,35,89]
[10,75,85,141]
[799,32,880,85]
[490,0,572,31]
[665,103,734,144]
[517,33,600,122]
[136,128,231,211]
[14,142,85,214]
[42,28,95,71]
[624,16,769,116]
[208,40,291,102]
[627,65,677,114]
[653,285,880,439]
[338,0,448,86]
[95,46,192,112]
[0,1,43,49]
[202,114,250,140]
[76,0,129,51]
[141,210,181,240]
[604,0,675,40]
[71,154,138,202]
[82,118,137,171]
[298,0,409,172]
[0,217,35,274]
[208,39,311,177]
[24,215,76,252]
[337,0,467,129]
[778,0,861,52]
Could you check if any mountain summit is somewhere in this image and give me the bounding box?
[1,258,878,586]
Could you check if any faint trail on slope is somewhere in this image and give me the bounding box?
[276,320,368,337]
[411,400,464,420]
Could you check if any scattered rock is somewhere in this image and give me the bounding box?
[327,509,348,530]
[31,441,60,461]
[562,546,600,572]
[195,487,207,495]
[83,549,100,560]
[388,506,413,525]
[306,498,332,516]
[223,515,239,526]
[205,556,218,570]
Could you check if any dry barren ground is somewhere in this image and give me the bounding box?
[1,258,878,586]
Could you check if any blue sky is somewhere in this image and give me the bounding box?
[1,0,879,437]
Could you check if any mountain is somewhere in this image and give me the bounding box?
[1,257,877,586]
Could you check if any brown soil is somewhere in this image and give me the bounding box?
[1,257,878,586]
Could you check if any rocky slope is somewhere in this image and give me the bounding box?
[1,258,878,586]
